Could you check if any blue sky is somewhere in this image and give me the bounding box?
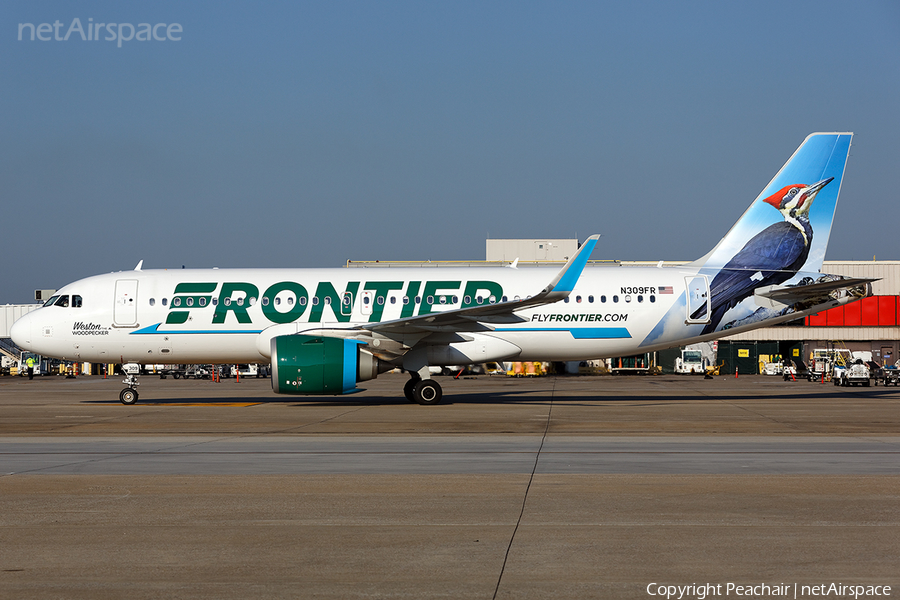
[2,0,898,304]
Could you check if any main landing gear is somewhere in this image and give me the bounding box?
[120,373,139,405]
[403,375,443,405]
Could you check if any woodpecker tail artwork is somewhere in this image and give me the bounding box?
[641,132,870,345]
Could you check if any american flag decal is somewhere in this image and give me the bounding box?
[658,286,674,294]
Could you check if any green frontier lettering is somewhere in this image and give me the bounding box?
[167,282,217,324]
[262,281,309,324]
[212,282,260,324]
[194,279,506,326]
[418,281,461,316]
[364,281,405,322]
[308,281,360,323]
[400,281,421,318]
[461,281,503,308]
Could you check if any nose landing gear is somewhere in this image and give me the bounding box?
[120,373,140,405]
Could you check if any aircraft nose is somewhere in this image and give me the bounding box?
[10,312,34,349]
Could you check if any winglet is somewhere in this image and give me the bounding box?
[542,234,599,296]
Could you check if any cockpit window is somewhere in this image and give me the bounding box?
[54,295,70,307]
[72,295,83,308]
[43,295,60,307]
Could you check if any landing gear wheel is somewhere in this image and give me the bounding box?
[413,379,443,405]
[403,378,418,403]
[120,388,138,405]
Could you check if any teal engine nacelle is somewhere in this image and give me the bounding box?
[270,335,386,395]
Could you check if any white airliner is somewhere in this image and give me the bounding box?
[11,133,872,405]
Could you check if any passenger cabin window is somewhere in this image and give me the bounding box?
[162,298,168,307]
[149,298,156,307]
[601,295,606,303]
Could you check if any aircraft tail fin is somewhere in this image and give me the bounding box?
[691,133,853,274]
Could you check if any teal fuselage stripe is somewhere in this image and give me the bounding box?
[131,324,263,335]
[495,327,630,339]
[131,323,630,340]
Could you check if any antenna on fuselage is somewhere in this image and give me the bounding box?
[134,260,143,271]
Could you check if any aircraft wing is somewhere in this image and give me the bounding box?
[358,235,600,335]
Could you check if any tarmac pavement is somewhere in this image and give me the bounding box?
[0,372,897,599]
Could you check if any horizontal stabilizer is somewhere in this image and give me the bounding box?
[754,277,876,308]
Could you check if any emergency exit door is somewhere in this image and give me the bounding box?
[114,280,138,326]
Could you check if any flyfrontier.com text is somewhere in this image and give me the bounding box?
[646,582,892,599]
[18,18,182,47]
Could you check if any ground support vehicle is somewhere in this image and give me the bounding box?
[808,349,851,382]
[833,359,871,387]
[762,361,784,376]
[880,366,900,386]
[610,353,656,375]
[783,359,809,381]
[674,350,704,374]
[18,352,49,376]
[183,366,211,379]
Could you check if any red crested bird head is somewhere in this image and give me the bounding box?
[762,177,834,218]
